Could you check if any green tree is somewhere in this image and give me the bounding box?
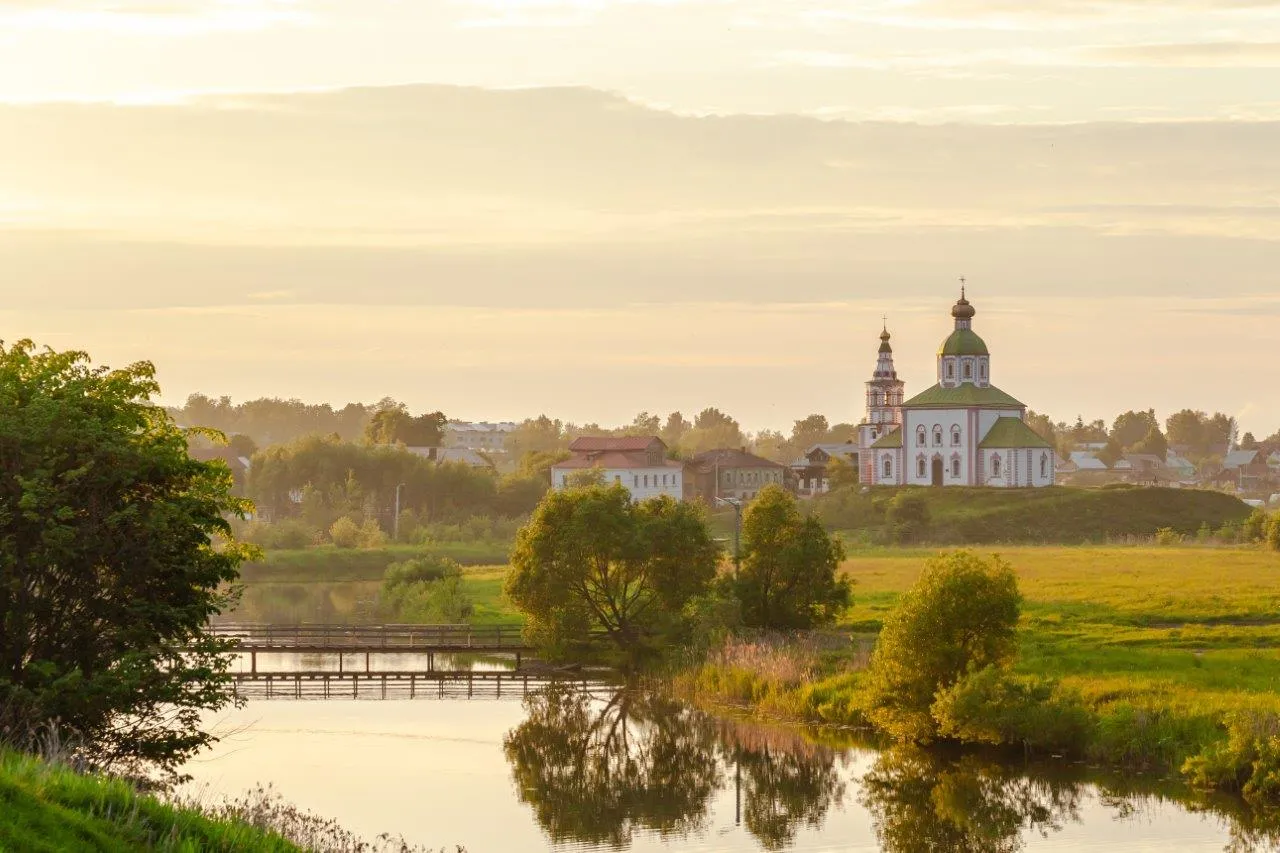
[661,411,690,449]
[505,484,720,661]
[1024,411,1058,454]
[733,486,850,630]
[505,415,566,457]
[1240,432,1259,450]
[0,341,253,778]
[1110,409,1159,450]
[1129,424,1168,459]
[363,403,446,447]
[864,551,1022,743]
[1267,515,1280,552]
[825,454,861,490]
[790,414,830,452]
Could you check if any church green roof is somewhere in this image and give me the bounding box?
[901,383,1025,409]
[870,430,903,449]
[979,417,1053,449]
[938,329,989,356]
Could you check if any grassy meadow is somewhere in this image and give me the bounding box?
[681,543,1280,775]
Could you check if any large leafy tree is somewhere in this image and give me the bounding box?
[505,484,720,661]
[732,486,850,630]
[864,551,1021,743]
[0,341,253,778]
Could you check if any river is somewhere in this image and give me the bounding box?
[182,685,1279,852]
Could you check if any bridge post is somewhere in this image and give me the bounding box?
[410,674,415,699]
[515,651,522,671]
[338,653,343,674]
[365,651,370,674]
[428,652,434,673]
[251,650,257,675]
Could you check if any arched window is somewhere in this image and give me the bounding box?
[916,426,927,447]
[963,362,972,379]
[946,361,954,379]
[992,455,1002,478]
[917,456,927,478]
[883,457,892,479]
[1040,453,1049,479]
[980,362,987,379]
[933,426,943,447]
[951,425,962,446]
[952,457,961,478]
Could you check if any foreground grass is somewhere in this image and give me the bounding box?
[0,749,299,853]
[679,544,1280,778]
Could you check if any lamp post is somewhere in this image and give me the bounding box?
[393,482,406,542]
[715,496,743,577]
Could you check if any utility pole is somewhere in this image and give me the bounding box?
[393,482,405,542]
[716,496,743,577]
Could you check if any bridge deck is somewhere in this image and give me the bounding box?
[229,669,597,700]
[210,622,531,653]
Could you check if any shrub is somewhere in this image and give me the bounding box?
[386,575,474,623]
[1267,515,1280,552]
[356,518,387,549]
[329,516,361,548]
[383,555,462,589]
[930,666,1092,755]
[242,519,319,550]
[1155,527,1185,546]
[863,551,1021,743]
[886,492,930,543]
[1243,508,1270,542]
[1183,711,1280,805]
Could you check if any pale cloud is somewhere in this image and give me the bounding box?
[1082,40,1280,66]
[0,0,310,33]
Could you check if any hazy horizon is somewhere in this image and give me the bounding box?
[2,2,1277,436]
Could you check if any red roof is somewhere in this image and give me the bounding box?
[555,451,684,470]
[568,435,665,453]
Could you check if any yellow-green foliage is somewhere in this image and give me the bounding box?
[0,749,300,852]
[680,545,1280,791]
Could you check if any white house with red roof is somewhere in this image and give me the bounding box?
[551,435,685,501]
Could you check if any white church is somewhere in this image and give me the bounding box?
[852,288,1055,488]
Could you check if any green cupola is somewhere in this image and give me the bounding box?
[936,282,992,387]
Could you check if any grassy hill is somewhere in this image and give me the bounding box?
[0,749,299,853]
[815,485,1252,544]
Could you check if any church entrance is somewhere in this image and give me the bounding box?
[931,457,944,487]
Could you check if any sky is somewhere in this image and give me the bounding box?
[1,0,1278,436]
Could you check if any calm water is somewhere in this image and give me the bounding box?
[184,687,1279,852]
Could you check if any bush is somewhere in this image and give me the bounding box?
[886,492,930,543]
[328,516,361,549]
[356,518,387,549]
[1155,527,1185,546]
[1183,711,1280,805]
[386,575,474,623]
[1244,508,1271,542]
[1267,515,1280,552]
[930,666,1092,755]
[863,551,1021,743]
[383,555,462,589]
[241,519,319,550]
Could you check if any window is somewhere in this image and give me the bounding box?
[992,455,1002,478]
[644,474,649,487]
[634,475,639,488]
[916,426,927,447]
[952,458,961,478]
[980,363,987,379]
[917,457,927,478]
[933,426,943,447]
[951,425,962,446]
[615,475,622,484]
[963,362,972,379]
[946,362,954,378]
[562,475,569,487]
[1040,453,1048,479]
[883,457,892,478]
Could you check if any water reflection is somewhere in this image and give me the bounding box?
[503,686,1280,852]
[503,687,722,846]
[859,749,1081,853]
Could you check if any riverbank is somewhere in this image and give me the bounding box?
[0,748,300,852]
[675,545,1280,793]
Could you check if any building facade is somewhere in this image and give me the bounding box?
[690,448,787,502]
[444,421,517,451]
[856,290,1055,488]
[550,435,685,501]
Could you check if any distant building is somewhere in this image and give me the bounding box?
[444,421,517,451]
[1068,451,1109,471]
[550,436,684,501]
[405,446,492,469]
[690,448,787,503]
[1166,453,1196,479]
[791,443,859,496]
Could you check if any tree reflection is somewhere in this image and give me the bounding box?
[860,748,1083,853]
[503,686,722,847]
[721,723,847,850]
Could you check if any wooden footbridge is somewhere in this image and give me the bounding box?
[207,623,599,700]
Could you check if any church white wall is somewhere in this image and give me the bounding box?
[903,408,972,486]
[979,448,1056,488]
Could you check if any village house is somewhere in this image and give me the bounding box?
[444,421,517,451]
[690,448,788,503]
[550,436,685,501]
[790,443,859,496]
[405,446,492,469]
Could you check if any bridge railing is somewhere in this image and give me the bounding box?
[208,622,526,650]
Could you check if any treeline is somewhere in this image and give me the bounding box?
[1028,408,1279,464]
[243,435,546,548]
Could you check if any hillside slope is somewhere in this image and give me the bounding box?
[815,486,1251,544]
[0,749,299,853]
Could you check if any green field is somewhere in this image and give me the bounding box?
[681,543,1280,775]
[237,542,512,584]
[0,749,299,852]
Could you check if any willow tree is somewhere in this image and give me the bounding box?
[505,484,719,662]
[0,340,254,779]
